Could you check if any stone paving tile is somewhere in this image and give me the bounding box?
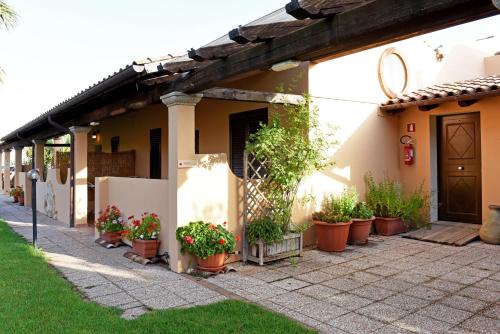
[418,303,474,325]
[474,278,500,292]
[393,271,433,284]
[376,325,414,334]
[120,306,149,320]
[328,312,386,333]
[271,278,310,291]
[394,313,455,333]
[83,283,123,298]
[327,292,373,310]
[319,264,358,277]
[460,315,500,334]
[453,266,495,279]
[249,269,291,283]
[268,291,316,309]
[423,278,465,293]
[350,284,396,301]
[441,271,485,285]
[294,299,348,322]
[142,294,188,309]
[296,284,341,301]
[356,302,410,323]
[345,271,383,284]
[441,295,489,313]
[482,304,500,320]
[296,270,333,284]
[403,285,447,301]
[315,323,350,334]
[382,293,431,312]
[321,277,365,291]
[91,292,137,307]
[283,309,322,329]
[458,286,500,303]
[365,265,401,277]
[371,277,415,292]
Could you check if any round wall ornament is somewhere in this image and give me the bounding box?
[378,47,409,98]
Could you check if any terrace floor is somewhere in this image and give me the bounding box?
[1,194,499,333]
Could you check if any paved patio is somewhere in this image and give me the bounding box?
[1,194,499,333]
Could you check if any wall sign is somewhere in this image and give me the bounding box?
[407,123,416,132]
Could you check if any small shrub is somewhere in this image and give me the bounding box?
[247,217,283,245]
[313,187,358,223]
[352,202,374,220]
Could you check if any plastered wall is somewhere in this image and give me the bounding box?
[35,168,71,225]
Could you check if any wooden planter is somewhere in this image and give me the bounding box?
[247,233,303,266]
[374,217,407,236]
[132,239,160,259]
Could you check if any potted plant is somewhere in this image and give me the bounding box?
[245,94,335,263]
[348,202,374,245]
[176,221,238,271]
[95,205,124,244]
[312,188,356,252]
[9,187,18,203]
[123,212,160,258]
[17,187,24,206]
[365,173,429,236]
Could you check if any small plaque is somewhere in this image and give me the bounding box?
[407,123,416,132]
[178,160,197,168]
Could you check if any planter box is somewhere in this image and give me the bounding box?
[247,233,303,266]
[132,239,160,259]
[374,217,407,236]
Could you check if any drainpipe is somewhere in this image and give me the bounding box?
[47,115,75,228]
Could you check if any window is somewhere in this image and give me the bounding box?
[378,48,409,98]
[150,128,161,179]
[111,136,120,153]
[229,108,268,178]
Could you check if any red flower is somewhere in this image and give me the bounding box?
[133,220,140,227]
[209,224,216,230]
[219,238,225,245]
[128,215,134,220]
[223,221,227,226]
[183,236,194,245]
[236,235,241,242]
[121,230,129,236]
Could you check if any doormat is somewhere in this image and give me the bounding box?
[123,251,169,266]
[95,238,123,248]
[402,224,479,246]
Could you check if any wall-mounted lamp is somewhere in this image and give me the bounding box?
[271,60,302,72]
[91,130,100,140]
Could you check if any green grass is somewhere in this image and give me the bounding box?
[0,220,314,334]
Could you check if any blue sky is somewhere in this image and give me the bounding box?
[0,1,498,137]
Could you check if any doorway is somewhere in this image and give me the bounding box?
[437,113,481,224]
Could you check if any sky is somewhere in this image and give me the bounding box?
[0,1,499,138]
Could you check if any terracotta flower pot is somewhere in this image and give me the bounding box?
[101,231,122,244]
[314,220,352,252]
[18,195,24,206]
[13,196,18,203]
[132,239,160,258]
[196,253,226,272]
[374,217,407,236]
[348,217,374,245]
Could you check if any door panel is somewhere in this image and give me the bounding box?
[438,113,481,224]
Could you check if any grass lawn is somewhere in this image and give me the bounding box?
[0,220,314,334]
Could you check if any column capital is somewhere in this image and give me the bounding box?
[2,148,11,153]
[32,139,46,145]
[69,126,91,134]
[161,91,203,108]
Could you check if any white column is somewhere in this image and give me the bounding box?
[14,146,23,187]
[161,91,202,273]
[3,149,11,194]
[69,126,91,226]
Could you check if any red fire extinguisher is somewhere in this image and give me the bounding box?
[400,135,414,165]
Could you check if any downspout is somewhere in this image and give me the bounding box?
[47,116,75,228]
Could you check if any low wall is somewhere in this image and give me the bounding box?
[35,168,71,225]
[95,177,170,253]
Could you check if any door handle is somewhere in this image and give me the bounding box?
[458,166,464,171]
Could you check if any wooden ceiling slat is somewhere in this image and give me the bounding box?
[188,43,252,62]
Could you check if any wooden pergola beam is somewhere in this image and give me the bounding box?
[202,87,304,105]
[228,20,314,44]
[188,43,252,61]
[285,0,374,20]
[166,0,498,94]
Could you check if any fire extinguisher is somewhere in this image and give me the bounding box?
[400,135,414,165]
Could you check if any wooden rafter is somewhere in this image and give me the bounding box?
[202,87,304,105]
[229,20,314,44]
[285,0,374,19]
[162,59,201,74]
[188,43,252,61]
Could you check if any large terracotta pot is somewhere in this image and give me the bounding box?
[132,239,160,258]
[479,205,500,245]
[12,195,18,203]
[348,217,374,245]
[314,220,352,252]
[196,253,226,272]
[101,231,122,244]
[18,195,24,206]
[374,217,407,236]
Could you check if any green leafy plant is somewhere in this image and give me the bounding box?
[123,212,160,240]
[9,187,19,197]
[176,221,238,259]
[364,173,429,229]
[95,205,124,233]
[313,187,358,223]
[247,217,283,245]
[246,94,335,233]
[352,202,374,220]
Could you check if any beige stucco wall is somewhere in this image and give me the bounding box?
[485,55,500,76]
[397,96,500,222]
[95,176,170,252]
[88,104,169,179]
[35,168,71,225]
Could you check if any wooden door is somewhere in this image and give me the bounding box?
[438,113,481,224]
[229,108,268,178]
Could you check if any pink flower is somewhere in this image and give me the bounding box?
[183,236,194,245]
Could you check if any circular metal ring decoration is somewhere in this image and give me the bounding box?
[378,47,409,98]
